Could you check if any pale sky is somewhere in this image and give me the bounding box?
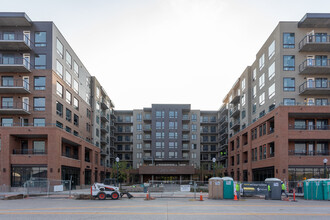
[2,0,330,110]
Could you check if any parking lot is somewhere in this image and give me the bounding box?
[1,197,330,220]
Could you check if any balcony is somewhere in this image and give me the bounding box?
[182,115,190,121]
[101,98,109,110]
[299,35,330,52]
[230,94,240,104]
[289,150,330,156]
[289,124,330,130]
[143,125,152,132]
[100,149,107,156]
[299,81,330,95]
[182,145,190,151]
[0,79,30,94]
[100,125,109,133]
[100,138,108,144]
[219,117,228,125]
[0,57,32,73]
[0,33,32,51]
[100,112,109,122]
[143,116,151,121]
[299,59,330,75]
[12,149,46,155]
[143,136,151,141]
[230,119,240,130]
[0,101,30,115]
[182,135,190,141]
[143,145,151,151]
[230,106,240,117]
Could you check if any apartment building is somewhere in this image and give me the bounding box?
[226,13,330,183]
[0,13,115,189]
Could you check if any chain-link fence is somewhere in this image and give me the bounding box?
[24,178,73,198]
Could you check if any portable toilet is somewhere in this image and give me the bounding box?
[222,177,234,199]
[323,179,330,201]
[264,178,281,200]
[304,179,312,200]
[208,177,223,199]
[311,179,324,200]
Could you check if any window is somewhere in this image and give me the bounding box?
[252,86,256,98]
[156,152,164,159]
[66,90,71,104]
[169,132,178,139]
[315,55,328,66]
[65,71,71,86]
[35,32,46,47]
[156,121,164,129]
[73,61,79,76]
[259,92,265,105]
[2,97,13,108]
[191,124,197,131]
[56,82,63,98]
[156,142,164,148]
[136,113,142,121]
[86,93,90,105]
[241,78,245,90]
[33,141,45,154]
[169,111,178,118]
[156,132,164,139]
[252,103,256,113]
[191,144,197,150]
[35,54,46,69]
[242,110,246,119]
[169,142,178,148]
[169,152,177,159]
[34,97,45,111]
[56,38,63,58]
[169,122,177,129]
[34,118,45,127]
[73,79,79,93]
[191,134,197,140]
[56,60,63,78]
[65,51,72,68]
[283,55,295,71]
[136,143,142,149]
[1,118,13,126]
[268,83,275,99]
[268,40,275,59]
[294,120,306,130]
[252,68,256,81]
[315,78,328,88]
[283,33,295,48]
[136,134,142,140]
[73,97,79,110]
[2,76,13,86]
[259,54,265,70]
[241,93,246,106]
[316,98,328,106]
[268,62,275,80]
[66,108,72,122]
[283,78,295,91]
[74,114,79,126]
[191,114,197,121]
[56,101,63,117]
[136,124,142,131]
[87,109,91,119]
[259,73,265,89]
[156,111,164,118]
[3,32,14,40]
[283,98,295,106]
[34,76,45,90]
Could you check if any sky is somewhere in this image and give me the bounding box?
[2,0,330,110]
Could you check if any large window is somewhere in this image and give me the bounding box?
[56,38,63,58]
[259,54,265,70]
[1,76,13,86]
[259,73,265,89]
[73,79,79,93]
[56,101,63,117]
[283,33,295,48]
[65,70,71,86]
[33,141,45,154]
[169,111,178,118]
[268,40,275,59]
[283,55,295,71]
[34,118,45,127]
[2,97,13,108]
[252,86,256,98]
[259,92,265,105]
[74,114,79,126]
[35,32,46,47]
[1,118,13,126]
[11,166,47,187]
[56,82,63,97]
[315,98,328,106]
[283,98,295,106]
[66,51,72,68]
[34,76,45,90]
[268,62,275,80]
[33,97,45,111]
[66,108,72,122]
[35,54,46,69]
[268,83,275,99]
[241,78,246,90]
[73,61,79,76]
[73,97,79,110]
[66,90,71,104]
[283,78,295,91]
[56,60,63,78]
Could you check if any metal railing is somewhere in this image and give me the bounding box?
[288,150,330,156]
[299,80,330,93]
[299,59,330,72]
[0,101,30,111]
[0,33,33,46]
[0,57,33,69]
[12,149,47,155]
[0,78,30,89]
[288,124,330,130]
[299,34,330,49]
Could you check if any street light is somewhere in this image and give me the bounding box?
[212,157,216,177]
[116,157,120,186]
[323,158,328,179]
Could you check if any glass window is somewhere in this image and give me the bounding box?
[283,98,295,106]
[315,98,328,106]
[56,60,63,78]
[259,73,265,89]
[259,92,265,105]
[2,76,14,86]
[252,68,256,81]
[268,83,275,99]
[241,78,245,90]
[56,82,63,97]
[74,114,79,126]
[33,141,45,154]
[259,54,265,70]
[56,101,63,117]
[169,122,177,129]
[1,118,13,126]
[66,108,72,122]
[73,61,79,76]
[268,40,275,59]
[191,134,197,140]
[169,132,178,139]
[268,61,275,80]
[34,76,45,90]
[35,54,46,69]
[35,32,46,47]
[3,32,15,40]
[2,97,13,108]
[34,118,45,127]
[253,85,256,98]
[65,70,71,86]
[283,78,295,91]
[73,97,79,110]
[66,90,71,104]
[73,79,79,93]
[56,38,63,58]
[283,33,295,48]
[283,55,295,71]
[191,114,197,121]
[191,124,197,131]
[241,93,246,106]
[252,103,256,113]
[33,97,45,111]
[66,51,72,68]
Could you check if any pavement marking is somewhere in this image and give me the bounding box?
[0,212,330,216]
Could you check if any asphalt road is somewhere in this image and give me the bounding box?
[1,197,330,220]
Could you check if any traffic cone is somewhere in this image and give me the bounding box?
[199,191,203,201]
[234,191,238,201]
[146,190,149,200]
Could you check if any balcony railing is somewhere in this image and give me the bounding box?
[0,33,32,51]
[0,79,30,94]
[0,57,32,73]
[0,101,30,115]
[299,35,330,52]
[299,80,330,95]
[289,150,330,156]
[288,124,330,130]
[12,149,46,155]
[299,59,330,74]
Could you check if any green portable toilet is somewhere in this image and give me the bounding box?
[222,177,234,199]
[304,180,312,200]
[312,179,324,200]
[323,179,330,201]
